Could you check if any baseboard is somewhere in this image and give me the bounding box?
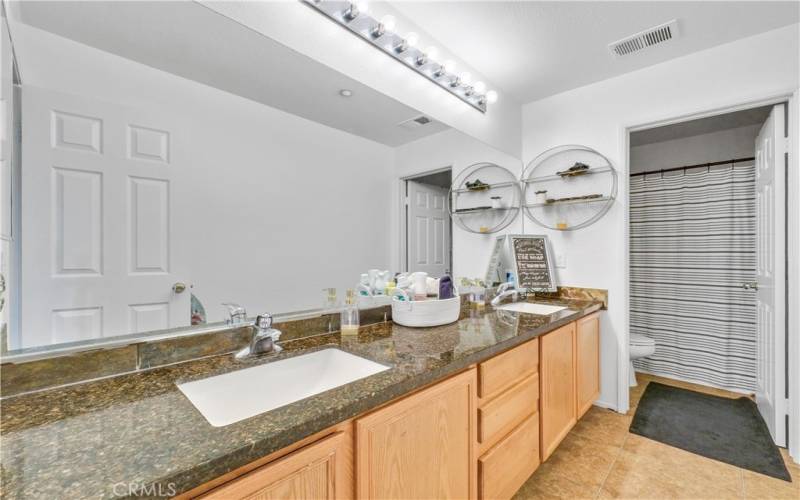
[632,368,752,396]
[593,399,620,413]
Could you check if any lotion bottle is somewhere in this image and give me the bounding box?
[340,289,360,336]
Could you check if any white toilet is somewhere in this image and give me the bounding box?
[629,334,656,386]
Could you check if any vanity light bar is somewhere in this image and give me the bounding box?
[302,0,495,113]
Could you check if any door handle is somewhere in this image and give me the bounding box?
[172,282,187,294]
[742,282,759,290]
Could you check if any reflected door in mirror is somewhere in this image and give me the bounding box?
[407,180,450,277]
[19,88,190,348]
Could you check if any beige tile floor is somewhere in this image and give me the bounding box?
[513,373,800,499]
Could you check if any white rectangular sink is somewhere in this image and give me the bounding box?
[177,348,389,427]
[497,302,567,315]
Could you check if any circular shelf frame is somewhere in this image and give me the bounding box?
[522,145,618,231]
[449,162,521,235]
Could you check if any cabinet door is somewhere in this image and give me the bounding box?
[576,312,601,418]
[202,431,352,500]
[539,322,576,461]
[356,369,477,500]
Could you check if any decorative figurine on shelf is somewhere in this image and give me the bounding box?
[556,162,591,177]
[466,179,490,191]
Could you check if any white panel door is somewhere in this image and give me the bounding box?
[754,104,786,446]
[407,180,450,277]
[19,87,189,348]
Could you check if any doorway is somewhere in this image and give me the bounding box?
[627,104,789,447]
[402,168,452,277]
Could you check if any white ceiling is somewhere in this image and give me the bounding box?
[14,1,448,147]
[631,105,772,146]
[389,1,800,103]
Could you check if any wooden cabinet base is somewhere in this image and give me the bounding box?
[576,312,601,419]
[479,412,540,500]
[355,368,478,500]
[201,430,353,500]
[539,322,577,461]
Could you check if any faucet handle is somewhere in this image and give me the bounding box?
[255,313,273,329]
[497,281,515,294]
[223,303,247,325]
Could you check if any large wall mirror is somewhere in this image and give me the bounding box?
[0,0,500,354]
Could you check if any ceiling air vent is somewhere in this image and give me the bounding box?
[398,115,434,131]
[609,20,678,57]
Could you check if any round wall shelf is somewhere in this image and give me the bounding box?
[522,145,617,231]
[449,162,521,234]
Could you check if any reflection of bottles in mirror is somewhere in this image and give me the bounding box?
[340,289,360,336]
[460,278,486,309]
[322,288,338,310]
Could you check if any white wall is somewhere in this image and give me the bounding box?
[393,129,522,279]
[0,19,13,351]
[630,124,760,174]
[201,1,522,158]
[11,22,394,342]
[521,24,800,411]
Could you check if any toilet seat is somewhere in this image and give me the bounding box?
[630,334,655,346]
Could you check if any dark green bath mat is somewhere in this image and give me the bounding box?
[630,382,791,481]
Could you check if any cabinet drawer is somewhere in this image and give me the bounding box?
[478,372,539,449]
[479,412,540,500]
[478,339,538,400]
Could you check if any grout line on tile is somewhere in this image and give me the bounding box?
[593,431,629,499]
[739,468,745,499]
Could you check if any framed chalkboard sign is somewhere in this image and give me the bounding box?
[510,235,557,292]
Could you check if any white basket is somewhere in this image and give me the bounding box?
[391,296,461,328]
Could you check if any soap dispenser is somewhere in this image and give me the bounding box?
[340,289,360,336]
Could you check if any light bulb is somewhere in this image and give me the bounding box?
[425,46,438,60]
[486,90,498,103]
[473,81,486,94]
[344,0,366,20]
[459,72,472,86]
[442,60,456,73]
[405,32,419,47]
[380,15,396,32]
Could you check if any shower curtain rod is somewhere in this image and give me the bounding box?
[630,156,755,177]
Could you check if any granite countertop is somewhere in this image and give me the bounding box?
[0,299,602,499]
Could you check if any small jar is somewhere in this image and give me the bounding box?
[535,190,548,204]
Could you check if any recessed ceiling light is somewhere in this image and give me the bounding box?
[339,89,353,97]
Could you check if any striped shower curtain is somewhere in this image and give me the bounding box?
[629,164,757,392]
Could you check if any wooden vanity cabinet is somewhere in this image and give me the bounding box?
[201,430,353,500]
[191,312,601,500]
[355,368,477,500]
[576,312,601,419]
[539,322,577,461]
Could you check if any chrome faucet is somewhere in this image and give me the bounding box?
[223,303,248,325]
[235,313,282,359]
[490,281,519,307]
